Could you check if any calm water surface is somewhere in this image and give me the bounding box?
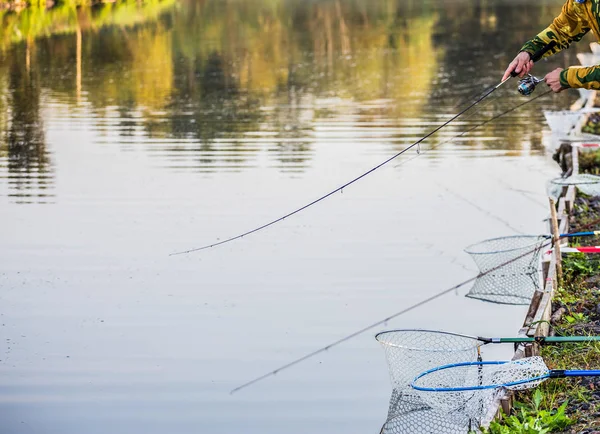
[0,0,586,432]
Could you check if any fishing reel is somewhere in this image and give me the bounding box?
[517,74,544,96]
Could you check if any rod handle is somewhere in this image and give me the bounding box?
[561,370,600,377]
[493,336,600,343]
[510,40,558,77]
[542,336,600,343]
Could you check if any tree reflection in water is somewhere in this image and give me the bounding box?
[0,0,572,201]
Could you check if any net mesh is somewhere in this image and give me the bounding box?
[376,330,482,432]
[488,357,548,390]
[547,174,600,200]
[381,390,472,434]
[543,110,583,135]
[411,357,549,422]
[464,236,546,305]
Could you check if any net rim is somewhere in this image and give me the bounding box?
[464,235,546,255]
[411,360,550,392]
[375,329,482,352]
[465,291,533,306]
[550,174,600,186]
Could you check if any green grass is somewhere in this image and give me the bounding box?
[485,234,600,432]
[479,391,573,434]
[578,149,600,175]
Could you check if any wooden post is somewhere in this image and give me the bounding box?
[500,395,513,416]
[549,198,563,286]
[572,145,580,176]
[542,259,550,283]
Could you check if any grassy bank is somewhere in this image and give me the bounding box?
[482,192,600,433]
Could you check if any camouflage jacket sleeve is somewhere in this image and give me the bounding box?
[520,0,599,89]
[559,67,600,89]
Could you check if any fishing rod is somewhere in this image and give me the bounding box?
[540,232,600,254]
[553,246,600,253]
[375,329,600,346]
[553,231,600,238]
[171,41,557,256]
[230,214,600,394]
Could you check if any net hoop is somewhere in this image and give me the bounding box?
[465,288,533,306]
[464,236,545,305]
[464,235,546,256]
[547,174,600,200]
[549,174,600,187]
[411,360,550,392]
[375,329,481,353]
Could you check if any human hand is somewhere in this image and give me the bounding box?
[502,52,533,81]
[544,68,565,93]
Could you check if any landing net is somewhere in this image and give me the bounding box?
[376,330,482,432]
[464,235,545,305]
[547,174,600,200]
[410,357,549,422]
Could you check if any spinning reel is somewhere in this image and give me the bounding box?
[517,74,544,96]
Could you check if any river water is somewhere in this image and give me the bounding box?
[0,0,587,433]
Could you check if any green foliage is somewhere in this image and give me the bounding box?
[553,287,577,305]
[562,252,596,279]
[581,115,600,138]
[480,391,573,434]
[579,149,600,175]
[564,312,587,324]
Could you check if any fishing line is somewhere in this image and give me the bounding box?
[436,184,526,235]
[452,83,501,110]
[230,237,553,394]
[230,214,600,393]
[491,178,549,210]
[393,89,552,169]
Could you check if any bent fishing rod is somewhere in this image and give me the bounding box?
[231,214,600,394]
[171,41,557,256]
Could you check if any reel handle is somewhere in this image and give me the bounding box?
[510,40,558,77]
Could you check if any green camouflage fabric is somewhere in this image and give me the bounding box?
[521,0,600,89]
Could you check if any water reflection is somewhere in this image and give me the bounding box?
[0,45,53,203]
[0,0,571,201]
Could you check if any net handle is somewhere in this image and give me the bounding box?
[376,330,600,345]
[410,360,551,392]
[553,369,600,378]
[496,336,600,343]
